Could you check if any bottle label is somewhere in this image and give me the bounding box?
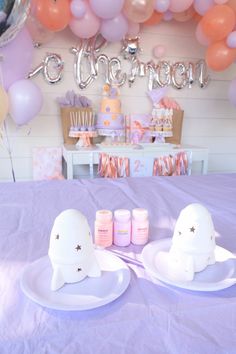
[132,222,149,245]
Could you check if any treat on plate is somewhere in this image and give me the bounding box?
[168,203,216,281]
[48,209,101,291]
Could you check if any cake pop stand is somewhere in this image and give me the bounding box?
[69,131,98,148]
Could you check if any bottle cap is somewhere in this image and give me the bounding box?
[96,210,112,222]
[114,209,131,222]
[132,208,148,220]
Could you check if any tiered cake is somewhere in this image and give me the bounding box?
[96,84,124,137]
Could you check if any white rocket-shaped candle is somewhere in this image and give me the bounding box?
[168,203,216,282]
[48,209,101,291]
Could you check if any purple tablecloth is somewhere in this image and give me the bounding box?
[1,174,236,354]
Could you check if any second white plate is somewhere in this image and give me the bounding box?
[142,238,236,291]
[20,250,131,311]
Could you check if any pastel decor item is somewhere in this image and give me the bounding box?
[89,0,125,19]
[169,0,194,13]
[126,114,151,143]
[200,5,236,42]
[123,0,155,23]
[113,209,131,247]
[35,0,71,32]
[0,27,34,90]
[0,86,9,125]
[48,209,101,291]
[69,3,101,39]
[94,210,113,248]
[8,79,43,126]
[168,203,216,282]
[131,208,149,245]
[32,147,64,181]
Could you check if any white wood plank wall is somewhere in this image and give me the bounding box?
[0,20,236,181]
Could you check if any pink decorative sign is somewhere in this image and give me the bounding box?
[32,147,64,180]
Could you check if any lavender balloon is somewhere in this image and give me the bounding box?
[194,0,214,16]
[0,27,34,90]
[101,14,128,42]
[89,0,124,19]
[70,0,86,19]
[8,80,43,126]
[228,78,236,107]
[227,31,236,49]
[154,0,170,13]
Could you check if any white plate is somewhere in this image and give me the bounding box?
[142,238,236,291]
[20,250,130,311]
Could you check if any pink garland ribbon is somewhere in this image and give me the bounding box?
[153,151,189,176]
[98,153,130,178]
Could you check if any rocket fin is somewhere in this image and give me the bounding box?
[51,266,65,291]
[87,257,101,278]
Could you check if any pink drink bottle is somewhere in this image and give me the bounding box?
[113,209,131,247]
[94,210,113,248]
[131,208,149,245]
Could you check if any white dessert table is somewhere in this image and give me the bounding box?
[62,143,208,179]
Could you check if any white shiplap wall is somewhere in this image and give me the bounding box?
[1,20,236,181]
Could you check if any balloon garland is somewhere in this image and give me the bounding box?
[0,0,235,131]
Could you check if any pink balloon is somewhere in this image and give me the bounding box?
[101,14,128,42]
[169,0,194,13]
[153,44,166,58]
[69,4,101,39]
[194,0,214,16]
[70,0,87,19]
[228,78,236,107]
[0,27,34,90]
[195,22,211,46]
[127,21,140,36]
[8,80,43,126]
[89,0,125,19]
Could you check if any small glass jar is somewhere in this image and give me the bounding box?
[131,208,149,245]
[94,210,113,248]
[113,209,131,247]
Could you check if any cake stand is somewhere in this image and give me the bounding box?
[69,131,98,148]
[97,129,125,144]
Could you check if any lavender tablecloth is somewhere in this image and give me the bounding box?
[1,174,236,354]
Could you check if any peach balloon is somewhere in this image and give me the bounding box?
[173,6,195,22]
[195,22,211,46]
[35,0,71,32]
[124,0,155,23]
[0,87,9,125]
[169,0,194,13]
[201,5,236,42]
[206,40,236,71]
[227,0,236,14]
[144,11,163,25]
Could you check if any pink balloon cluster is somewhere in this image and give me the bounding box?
[0,28,43,126]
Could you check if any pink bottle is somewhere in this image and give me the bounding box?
[131,208,149,245]
[94,210,113,248]
[113,209,131,247]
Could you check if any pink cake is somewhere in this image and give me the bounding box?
[96,84,124,132]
